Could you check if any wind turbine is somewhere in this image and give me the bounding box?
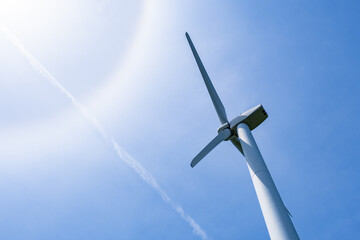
[185,32,300,240]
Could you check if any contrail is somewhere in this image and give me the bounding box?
[1,24,208,240]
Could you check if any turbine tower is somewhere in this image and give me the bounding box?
[185,33,300,240]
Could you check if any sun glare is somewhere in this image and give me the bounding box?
[0,0,93,55]
[0,0,156,157]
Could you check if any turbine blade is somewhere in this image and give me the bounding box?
[191,128,232,168]
[230,138,244,156]
[186,32,228,124]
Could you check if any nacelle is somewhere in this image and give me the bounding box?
[229,105,268,134]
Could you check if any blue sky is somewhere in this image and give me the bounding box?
[1,0,360,239]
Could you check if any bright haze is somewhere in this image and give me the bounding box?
[0,0,360,239]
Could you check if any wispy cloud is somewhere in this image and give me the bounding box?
[1,23,208,240]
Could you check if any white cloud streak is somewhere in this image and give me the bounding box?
[1,23,208,240]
